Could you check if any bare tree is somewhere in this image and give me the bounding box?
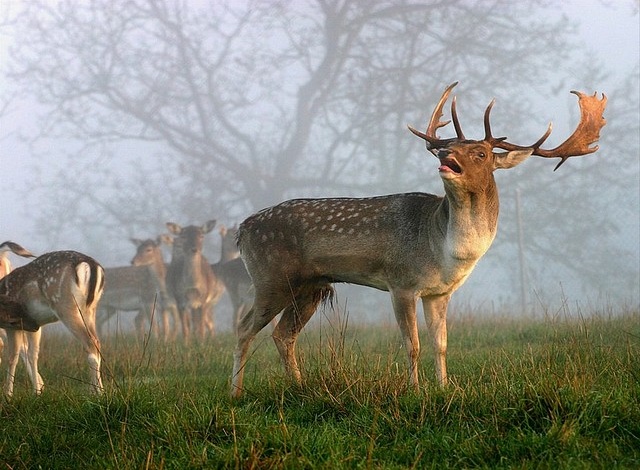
[4,0,574,202]
[2,0,637,304]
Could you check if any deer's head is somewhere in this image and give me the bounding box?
[409,82,607,192]
[130,235,171,266]
[167,220,216,257]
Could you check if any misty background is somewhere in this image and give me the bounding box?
[1,0,638,330]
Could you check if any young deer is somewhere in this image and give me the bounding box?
[130,235,179,342]
[0,249,105,396]
[166,220,224,341]
[231,83,606,398]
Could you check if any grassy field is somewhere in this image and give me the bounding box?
[0,308,638,469]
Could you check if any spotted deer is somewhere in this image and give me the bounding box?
[129,235,179,342]
[166,220,224,341]
[0,249,105,396]
[231,83,606,398]
[0,242,37,328]
[0,241,42,390]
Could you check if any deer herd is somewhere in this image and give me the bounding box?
[0,83,606,399]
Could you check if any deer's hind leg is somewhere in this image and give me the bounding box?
[55,298,103,394]
[272,284,333,383]
[231,284,292,398]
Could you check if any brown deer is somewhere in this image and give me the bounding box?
[213,257,253,334]
[211,224,254,333]
[231,83,606,398]
[0,249,105,396]
[129,235,179,342]
[0,241,37,328]
[0,241,41,395]
[166,220,224,341]
[218,224,240,263]
[98,267,155,339]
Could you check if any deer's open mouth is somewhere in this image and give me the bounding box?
[439,157,462,175]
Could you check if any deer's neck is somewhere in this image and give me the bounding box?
[152,258,166,279]
[438,179,500,261]
[147,258,168,290]
[0,254,10,278]
[220,247,239,264]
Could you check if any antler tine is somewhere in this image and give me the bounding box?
[408,81,459,150]
[493,90,607,171]
[483,99,497,142]
[451,96,465,139]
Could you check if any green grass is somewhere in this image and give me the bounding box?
[1,309,638,469]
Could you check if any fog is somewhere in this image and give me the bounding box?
[1,0,638,329]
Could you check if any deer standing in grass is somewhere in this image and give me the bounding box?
[0,241,42,390]
[213,258,253,334]
[166,220,224,341]
[98,236,175,340]
[129,236,179,342]
[231,83,606,398]
[0,247,105,396]
[211,225,254,333]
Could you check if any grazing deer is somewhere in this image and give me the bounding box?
[166,220,224,341]
[0,249,105,396]
[130,235,179,342]
[231,83,606,398]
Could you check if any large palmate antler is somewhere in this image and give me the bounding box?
[487,90,607,170]
[409,83,607,170]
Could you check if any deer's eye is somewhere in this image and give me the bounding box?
[477,151,486,159]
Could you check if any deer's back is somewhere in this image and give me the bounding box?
[238,193,447,291]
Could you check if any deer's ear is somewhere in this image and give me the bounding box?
[203,219,217,234]
[166,222,182,235]
[159,234,173,246]
[493,149,533,170]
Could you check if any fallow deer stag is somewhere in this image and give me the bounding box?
[130,236,179,342]
[166,220,224,341]
[231,82,606,398]
[0,249,105,396]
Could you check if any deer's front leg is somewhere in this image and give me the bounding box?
[422,294,450,387]
[390,289,420,389]
[3,330,23,397]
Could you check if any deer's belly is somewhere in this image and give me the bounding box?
[24,300,59,325]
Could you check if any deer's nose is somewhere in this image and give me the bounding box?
[436,148,452,159]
